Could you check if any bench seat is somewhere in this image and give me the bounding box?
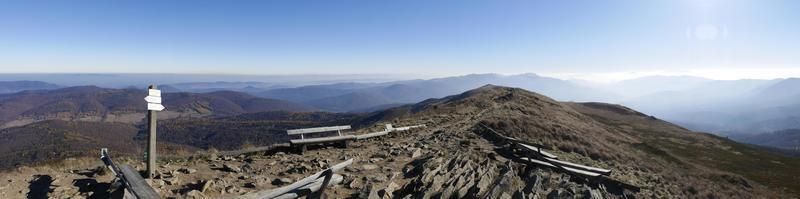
[290,135,356,145]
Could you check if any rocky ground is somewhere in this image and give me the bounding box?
[0,117,633,199]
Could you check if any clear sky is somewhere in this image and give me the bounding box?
[1,0,798,82]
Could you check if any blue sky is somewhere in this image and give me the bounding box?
[1,0,798,81]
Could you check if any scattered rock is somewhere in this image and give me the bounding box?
[224,186,237,194]
[164,177,180,186]
[179,168,197,174]
[367,175,388,182]
[379,182,400,198]
[362,164,379,171]
[222,164,242,173]
[345,167,360,173]
[222,156,235,161]
[411,148,423,159]
[185,190,205,199]
[347,178,362,189]
[200,180,213,193]
[272,178,293,185]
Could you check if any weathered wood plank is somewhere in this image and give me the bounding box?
[234,159,353,199]
[287,125,351,135]
[274,174,344,199]
[520,157,602,177]
[391,124,426,131]
[355,130,389,140]
[543,157,611,175]
[290,135,356,145]
[516,143,558,159]
[119,165,160,199]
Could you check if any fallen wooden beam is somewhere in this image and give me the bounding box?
[392,124,426,131]
[119,165,161,199]
[289,135,356,145]
[273,174,344,199]
[355,130,389,140]
[543,157,611,175]
[101,148,160,199]
[520,157,603,178]
[516,143,558,159]
[354,124,425,140]
[235,159,353,199]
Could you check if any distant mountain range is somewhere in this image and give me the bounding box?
[4,73,800,150]
[731,129,800,151]
[257,73,615,112]
[620,77,800,136]
[0,86,315,128]
[0,80,60,94]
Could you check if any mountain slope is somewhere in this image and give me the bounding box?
[0,86,316,128]
[362,85,799,197]
[0,120,141,170]
[155,111,360,150]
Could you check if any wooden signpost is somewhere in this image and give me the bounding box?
[145,85,164,178]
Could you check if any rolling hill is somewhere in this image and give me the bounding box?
[0,86,315,128]
[154,111,360,151]
[0,120,142,170]
[0,110,359,170]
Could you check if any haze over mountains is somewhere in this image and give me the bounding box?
[1,73,799,151]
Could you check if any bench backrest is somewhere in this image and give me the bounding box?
[287,125,351,135]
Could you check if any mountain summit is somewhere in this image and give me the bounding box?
[1,85,797,198]
[362,84,798,197]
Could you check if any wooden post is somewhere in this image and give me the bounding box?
[146,84,157,178]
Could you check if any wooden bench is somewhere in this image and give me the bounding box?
[288,125,355,153]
